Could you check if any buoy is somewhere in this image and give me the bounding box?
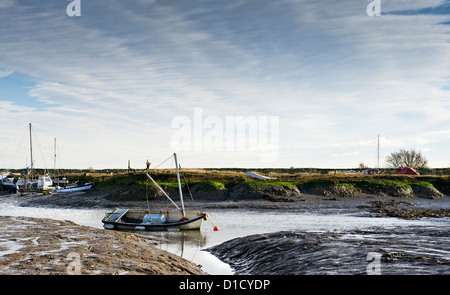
[205,214,219,231]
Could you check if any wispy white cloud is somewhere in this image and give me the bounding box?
[0,0,449,168]
[0,68,14,78]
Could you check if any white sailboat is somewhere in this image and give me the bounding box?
[102,153,207,231]
[17,123,53,193]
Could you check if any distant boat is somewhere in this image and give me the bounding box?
[7,124,54,194]
[102,153,207,231]
[1,176,17,192]
[38,175,54,194]
[0,172,9,182]
[246,171,276,180]
[54,182,93,193]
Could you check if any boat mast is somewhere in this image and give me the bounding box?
[54,137,57,172]
[29,123,34,178]
[377,134,380,170]
[173,153,186,217]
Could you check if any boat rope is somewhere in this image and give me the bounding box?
[146,172,182,213]
[180,168,199,213]
[32,128,50,176]
[206,215,220,231]
[152,154,174,170]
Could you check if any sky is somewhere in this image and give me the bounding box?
[0,0,450,169]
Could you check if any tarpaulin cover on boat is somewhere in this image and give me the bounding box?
[104,208,128,222]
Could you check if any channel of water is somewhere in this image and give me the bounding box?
[0,204,448,274]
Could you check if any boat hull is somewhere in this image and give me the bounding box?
[55,182,93,193]
[102,208,206,231]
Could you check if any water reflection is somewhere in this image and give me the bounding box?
[137,228,234,275]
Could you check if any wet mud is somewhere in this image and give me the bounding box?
[0,216,204,275]
[208,226,450,275]
[368,199,450,219]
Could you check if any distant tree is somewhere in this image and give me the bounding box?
[386,149,429,169]
[358,162,368,169]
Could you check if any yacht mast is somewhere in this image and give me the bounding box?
[377,134,380,170]
[29,123,34,177]
[54,137,57,171]
[173,153,186,217]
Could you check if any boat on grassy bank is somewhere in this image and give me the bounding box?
[246,171,276,180]
[102,153,208,231]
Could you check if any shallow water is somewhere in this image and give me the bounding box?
[0,204,448,275]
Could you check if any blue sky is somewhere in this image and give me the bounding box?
[1,0,450,169]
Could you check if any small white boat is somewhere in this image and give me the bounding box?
[102,153,207,231]
[102,208,207,231]
[246,171,276,180]
[38,175,53,189]
[55,182,93,193]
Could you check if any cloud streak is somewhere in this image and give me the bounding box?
[0,0,449,168]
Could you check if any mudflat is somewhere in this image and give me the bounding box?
[0,215,203,275]
[208,226,450,275]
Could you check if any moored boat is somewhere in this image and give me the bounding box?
[102,208,207,231]
[246,171,276,180]
[54,182,93,193]
[0,172,9,182]
[102,153,208,231]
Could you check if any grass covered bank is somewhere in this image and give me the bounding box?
[67,170,450,202]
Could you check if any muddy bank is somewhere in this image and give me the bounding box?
[368,200,450,219]
[30,173,448,204]
[208,227,450,275]
[9,187,450,221]
[3,173,446,213]
[0,216,204,275]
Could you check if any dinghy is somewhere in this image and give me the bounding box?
[102,208,207,231]
[102,153,207,231]
[54,182,93,193]
[246,171,276,180]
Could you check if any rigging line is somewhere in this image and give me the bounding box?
[57,147,64,175]
[146,173,182,212]
[152,154,174,170]
[32,127,49,173]
[7,127,28,169]
[181,168,199,213]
